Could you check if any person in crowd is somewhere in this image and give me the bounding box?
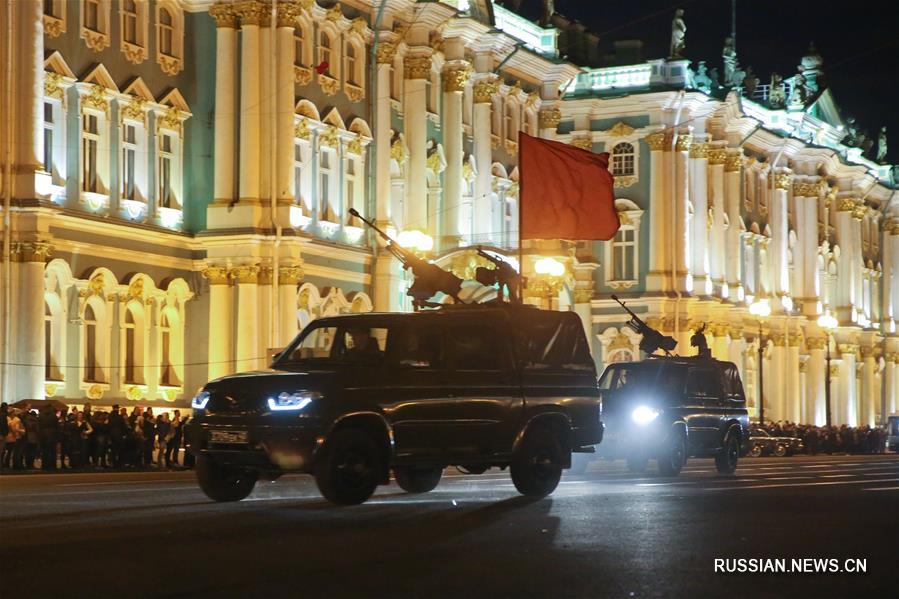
[38,404,59,470]
[92,411,109,468]
[156,413,172,467]
[108,404,125,468]
[4,408,25,469]
[24,408,39,469]
[181,415,195,469]
[167,410,182,467]
[0,403,8,470]
[142,408,156,468]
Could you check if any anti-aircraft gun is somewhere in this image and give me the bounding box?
[611,294,678,356]
[349,209,464,309]
[474,246,522,304]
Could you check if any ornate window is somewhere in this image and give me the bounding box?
[81,113,101,193]
[81,0,110,52]
[83,303,100,383]
[611,142,635,177]
[121,123,138,201]
[604,199,643,289]
[293,137,312,216]
[120,0,148,64]
[319,31,332,76]
[122,305,140,384]
[155,1,183,75]
[43,0,66,38]
[345,43,357,85]
[160,310,177,386]
[611,228,637,281]
[42,102,54,175]
[345,155,360,221]
[319,148,335,222]
[157,131,178,208]
[44,301,54,381]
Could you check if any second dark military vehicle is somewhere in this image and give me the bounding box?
[190,305,602,505]
[588,356,751,476]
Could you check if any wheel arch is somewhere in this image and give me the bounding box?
[323,412,394,483]
[513,412,573,467]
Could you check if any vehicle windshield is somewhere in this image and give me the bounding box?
[274,323,388,367]
[598,362,686,399]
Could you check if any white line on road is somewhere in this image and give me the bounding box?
[862,486,899,492]
[704,478,899,491]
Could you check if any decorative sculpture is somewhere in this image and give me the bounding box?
[768,72,786,108]
[722,37,737,85]
[540,0,555,27]
[876,126,888,163]
[742,66,759,97]
[670,9,686,58]
[693,60,712,93]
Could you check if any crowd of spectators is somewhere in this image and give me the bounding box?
[0,402,195,472]
[753,421,891,455]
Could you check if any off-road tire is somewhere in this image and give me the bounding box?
[715,431,741,474]
[510,428,563,497]
[773,444,787,457]
[658,433,686,477]
[315,428,381,505]
[749,444,763,457]
[196,456,258,502]
[394,466,443,494]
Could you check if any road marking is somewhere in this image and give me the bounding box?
[58,479,187,487]
[704,478,899,491]
[862,486,899,492]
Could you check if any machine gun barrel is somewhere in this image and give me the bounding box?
[475,246,521,303]
[610,294,678,355]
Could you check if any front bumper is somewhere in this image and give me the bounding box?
[596,419,670,457]
[191,417,324,473]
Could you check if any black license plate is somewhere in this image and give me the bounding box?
[210,429,249,444]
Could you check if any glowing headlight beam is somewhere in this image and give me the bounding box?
[191,391,211,410]
[267,392,316,412]
[631,405,660,425]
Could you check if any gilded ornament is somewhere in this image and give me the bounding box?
[87,384,104,400]
[774,172,792,190]
[258,266,274,285]
[390,137,408,165]
[404,55,432,80]
[121,97,147,123]
[376,41,397,65]
[645,132,666,151]
[724,153,742,172]
[326,3,343,21]
[294,118,310,140]
[689,142,709,158]
[674,134,692,152]
[209,3,239,28]
[473,78,499,104]
[158,54,182,77]
[838,343,859,357]
[347,134,364,155]
[230,264,261,284]
[570,137,593,151]
[12,241,53,263]
[319,74,339,96]
[43,15,65,38]
[442,64,471,93]
[88,273,105,296]
[279,265,305,284]
[426,150,444,174]
[613,176,636,189]
[294,66,312,85]
[128,278,145,301]
[122,41,148,65]
[44,72,65,101]
[158,106,183,134]
[806,336,827,350]
[504,139,519,155]
[125,385,145,401]
[319,125,338,149]
[236,1,268,26]
[573,288,594,303]
[491,134,501,150]
[164,389,178,402]
[461,159,474,181]
[858,345,874,359]
[45,383,59,398]
[607,121,635,137]
[707,148,727,164]
[537,107,561,129]
[525,91,539,108]
[350,17,368,36]
[81,85,109,113]
[202,266,231,285]
[82,29,110,53]
[346,84,364,103]
[837,197,856,212]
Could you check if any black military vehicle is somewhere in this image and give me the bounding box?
[189,305,603,504]
[571,295,750,476]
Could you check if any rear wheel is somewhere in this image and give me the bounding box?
[626,452,648,473]
[195,457,257,502]
[394,466,443,494]
[315,429,381,505]
[715,431,740,474]
[749,444,763,457]
[658,434,686,477]
[773,444,787,457]
[510,428,563,497]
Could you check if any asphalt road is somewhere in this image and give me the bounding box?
[1,455,897,598]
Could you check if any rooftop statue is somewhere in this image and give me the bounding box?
[742,66,759,97]
[693,60,712,93]
[722,38,738,86]
[670,9,686,58]
[877,127,888,163]
[539,0,555,27]
[799,42,824,93]
[768,73,786,108]
[789,72,810,107]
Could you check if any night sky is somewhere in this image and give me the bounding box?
[509,0,899,164]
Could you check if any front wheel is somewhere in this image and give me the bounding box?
[195,457,258,502]
[315,429,381,505]
[749,444,763,457]
[658,434,686,477]
[773,444,787,457]
[715,432,740,474]
[510,428,563,498]
[394,466,443,494]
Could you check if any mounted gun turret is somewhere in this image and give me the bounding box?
[349,209,464,309]
[474,246,522,304]
[611,294,678,356]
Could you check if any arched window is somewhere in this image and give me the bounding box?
[607,348,635,364]
[45,302,54,380]
[122,0,138,44]
[124,307,137,384]
[611,227,637,282]
[160,311,176,385]
[319,31,332,76]
[84,304,99,382]
[611,142,635,177]
[294,27,305,67]
[159,7,174,56]
[84,0,101,31]
[504,103,518,141]
[345,43,357,85]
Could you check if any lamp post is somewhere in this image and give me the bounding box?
[532,257,566,309]
[817,310,838,427]
[749,298,772,425]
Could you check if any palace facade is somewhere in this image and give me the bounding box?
[1,0,896,426]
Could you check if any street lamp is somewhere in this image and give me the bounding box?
[749,298,771,426]
[532,257,566,309]
[817,310,838,427]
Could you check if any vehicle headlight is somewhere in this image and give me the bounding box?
[191,390,211,410]
[631,405,660,425]
[267,391,319,412]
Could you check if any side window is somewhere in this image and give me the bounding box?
[686,368,723,398]
[447,325,510,371]
[286,325,336,362]
[389,327,443,369]
[336,326,388,364]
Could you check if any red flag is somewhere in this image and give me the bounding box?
[315,61,329,74]
[518,132,618,240]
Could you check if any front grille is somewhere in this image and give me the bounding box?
[206,391,264,416]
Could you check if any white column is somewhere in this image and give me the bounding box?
[769,337,786,422]
[806,338,826,425]
[472,76,496,242]
[203,267,233,380]
[646,132,668,291]
[239,16,261,202]
[771,169,791,296]
[786,338,801,422]
[851,207,864,321]
[711,325,729,361]
[836,344,857,426]
[276,20,295,202]
[14,243,49,401]
[860,346,876,426]
[724,151,743,292]
[234,265,260,373]
[834,199,855,319]
[278,266,302,345]
[538,106,561,140]
[803,191,820,301]
[211,8,237,202]
[890,230,899,322]
[690,142,709,288]
[258,267,272,363]
[708,147,726,290]
[674,131,691,291]
[12,0,43,199]
[885,355,897,418]
[403,51,430,233]
[442,60,468,246]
